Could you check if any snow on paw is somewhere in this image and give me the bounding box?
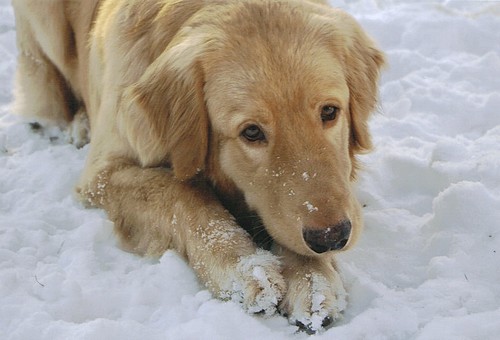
[281,270,347,334]
[226,249,286,316]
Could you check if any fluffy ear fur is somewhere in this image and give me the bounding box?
[314,8,385,152]
[343,22,386,154]
[122,33,209,180]
[315,7,385,178]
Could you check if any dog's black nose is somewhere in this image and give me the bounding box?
[303,220,352,254]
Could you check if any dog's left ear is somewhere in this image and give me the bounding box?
[122,32,209,180]
[343,19,386,154]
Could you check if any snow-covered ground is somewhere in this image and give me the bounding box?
[1,1,499,339]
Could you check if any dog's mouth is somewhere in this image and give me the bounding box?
[236,213,275,251]
[219,185,355,255]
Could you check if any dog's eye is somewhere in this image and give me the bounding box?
[241,125,266,142]
[321,105,339,123]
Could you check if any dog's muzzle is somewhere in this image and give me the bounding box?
[303,220,352,254]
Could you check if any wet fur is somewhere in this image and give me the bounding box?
[12,0,384,330]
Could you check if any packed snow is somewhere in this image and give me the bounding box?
[1,0,499,339]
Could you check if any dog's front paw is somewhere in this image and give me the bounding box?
[67,109,90,148]
[281,268,347,334]
[223,249,286,316]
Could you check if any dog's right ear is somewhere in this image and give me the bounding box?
[343,24,385,155]
[122,32,209,180]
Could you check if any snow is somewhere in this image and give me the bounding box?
[303,201,319,213]
[1,0,500,339]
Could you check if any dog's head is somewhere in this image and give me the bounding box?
[127,1,385,256]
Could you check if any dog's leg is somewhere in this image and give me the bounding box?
[78,162,286,315]
[12,1,88,147]
[277,247,347,333]
[12,9,74,127]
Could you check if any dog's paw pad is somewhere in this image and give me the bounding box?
[295,315,334,335]
[229,249,286,316]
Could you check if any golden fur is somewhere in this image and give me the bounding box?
[12,0,384,331]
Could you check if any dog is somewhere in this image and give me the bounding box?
[12,0,384,332]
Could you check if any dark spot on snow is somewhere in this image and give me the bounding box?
[29,122,42,131]
[34,275,45,287]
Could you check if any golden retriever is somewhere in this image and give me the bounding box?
[12,0,384,333]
